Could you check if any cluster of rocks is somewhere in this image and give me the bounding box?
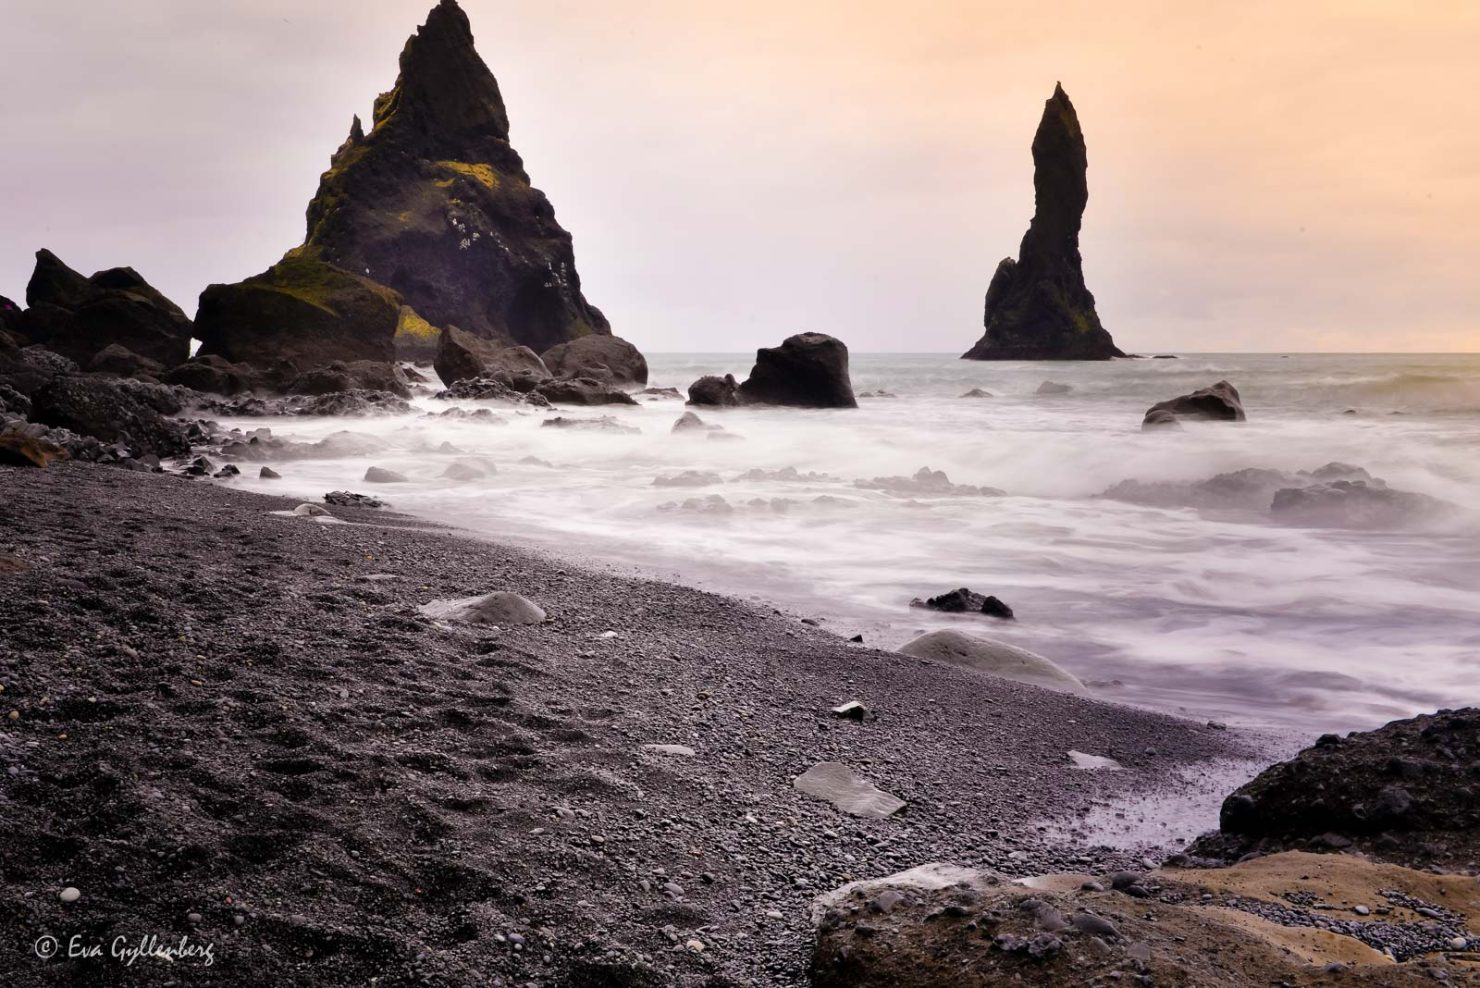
[855,466,1003,497]
[910,587,1015,620]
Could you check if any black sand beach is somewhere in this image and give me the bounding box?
[0,464,1259,986]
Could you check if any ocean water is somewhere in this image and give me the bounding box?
[217,353,1480,733]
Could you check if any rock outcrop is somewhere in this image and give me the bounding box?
[540,335,648,387]
[736,333,857,408]
[301,0,611,355]
[1142,380,1246,426]
[433,324,548,389]
[193,252,402,379]
[962,85,1123,361]
[30,375,189,458]
[14,250,193,368]
[1189,708,1480,870]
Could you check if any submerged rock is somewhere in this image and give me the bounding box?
[897,630,1083,693]
[962,85,1123,361]
[736,333,857,408]
[541,335,648,387]
[301,0,612,355]
[1142,380,1245,427]
[419,591,546,626]
[1036,381,1072,395]
[1271,480,1457,530]
[910,587,1014,620]
[434,374,551,405]
[856,467,1002,497]
[364,466,408,483]
[959,387,993,398]
[540,415,638,434]
[793,762,905,819]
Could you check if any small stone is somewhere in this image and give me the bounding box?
[260,467,281,479]
[830,701,868,721]
[59,887,81,903]
[1353,905,1370,916]
[187,912,203,924]
[292,503,329,517]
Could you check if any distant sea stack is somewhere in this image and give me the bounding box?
[303,0,610,356]
[962,84,1123,361]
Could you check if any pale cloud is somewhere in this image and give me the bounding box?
[1,0,1476,353]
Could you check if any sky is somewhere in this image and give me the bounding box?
[3,0,1479,354]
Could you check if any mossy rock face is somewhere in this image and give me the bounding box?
[194,252,401,379]
[302,0,611,354]
[16,250,193,369]
[963,85,1123,361]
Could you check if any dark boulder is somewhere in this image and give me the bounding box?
[910,587,1015,620]
[284,360,411,399]
[300,0,610,354]
[534,376,638,406]
[162,354,260,395]
[31,374,189,457]
[1143,380,1245,426]
[434,375,551,405]
[0,431,68,467]
[433,324,549,389]
[17,250,193,368]
[1140,408,1181,430]
[736,333,857,408]
[88,343,166,379]
[540,335,648,387]
[1188,708,1480,869]
[1036,381,1072,395]
[962,85,1123,361]
[687,373,740,407]
[194,252,401,379]
[0,294,22,334]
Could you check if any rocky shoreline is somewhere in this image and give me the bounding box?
[0,463,1265,987]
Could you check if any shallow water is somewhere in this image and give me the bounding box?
[216,352,1480,733]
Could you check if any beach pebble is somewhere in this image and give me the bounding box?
[59,887,81,903]
[419,591,546,626]
[642,744,696,757]
[292,503,329,517]
[1353,905,1370,916]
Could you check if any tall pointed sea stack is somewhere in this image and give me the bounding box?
[963,84,1123,361]
[304,0,609,353]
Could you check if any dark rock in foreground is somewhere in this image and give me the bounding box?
[162,354,261,395]
[541,334,648,387]
[1142,380,1245,427]
[962,85,1123,361]
[535,376,637,406]
[31,375,189,457]
[194,252,402,379]
[736,333,857,408]
[686,373,740,407]
[1188,708,1480,870]
[433,324,549,389]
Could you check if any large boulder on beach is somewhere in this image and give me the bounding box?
[687,373,740,407]
[162,354,261,395]
[540,335,648,387]
[419,591,546,626]
[1142,380,1245,427]
[897,630,1082,693]
[194,252,402,380]
[1189,708,1480,870]
[962,85,1123,361]
[433,324,549,389]
[736,333,858,408]
[0,335,77,399]
[298,0,610,355]
[284,359,411,398]
[535,376,637,405]
[31,374,189,457]
[88,344,165,379]
[14,250,193,369]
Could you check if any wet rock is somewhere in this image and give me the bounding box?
[434,324,550,389]
[1189,708,1480,868]
[962,85,1123,361]
[284,359,412,399]
[686,373,740,407]
[162,354,260,395]
[793,762,905,818]
[736,333,857,408]
[671,411,708,433]
[323,491,386,508]
[897,630,1084,693]
[0,431,68,467]
[419,591,546,626]
[1270,480,1457,530]
[830,701,869,721]
[910,587,1015,620]
[1068,751,1123,771]
[653,470,722,488]
[441,459,491,481]
[535,375,638,406]
[31,374,189,457]
[1143,380,1246,427]
[856,467,1002,497]
[1036,381,1072,395]
[434,374,552,405]
[292,503,330,517]
[959,387,993,398]
[541,335,648,387]
[1141,408,1182,430]
[88,343,166,379]
[540,415,638,434]
[259,466,281,479]
[364,466,408,483]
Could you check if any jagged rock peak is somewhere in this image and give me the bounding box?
[962,83,1122,361]
[372,0,509,142]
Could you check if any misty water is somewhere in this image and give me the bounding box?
[218,353,1480,733]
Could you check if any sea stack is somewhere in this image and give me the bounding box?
[962,84,1123,361]
[303,0,611,356]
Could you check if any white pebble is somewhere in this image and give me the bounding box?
[59,887,81,903]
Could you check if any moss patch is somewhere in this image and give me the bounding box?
[437,160,498,190]
[395,306,438,341]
